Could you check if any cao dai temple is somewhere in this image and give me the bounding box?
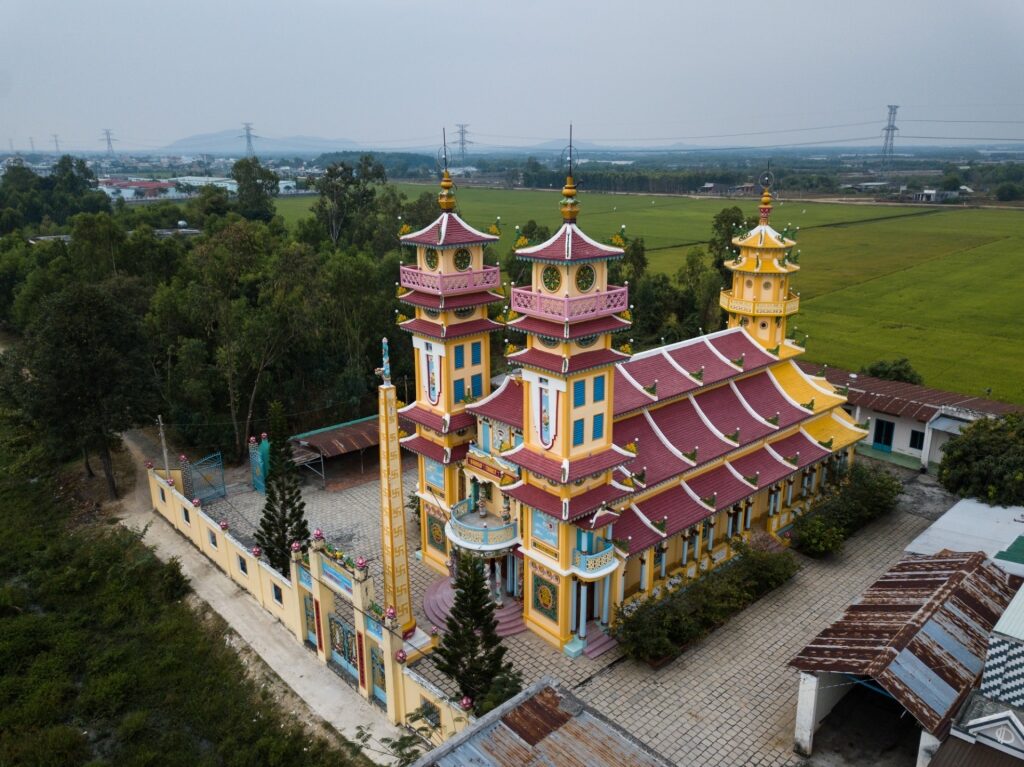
[397,170,866,655]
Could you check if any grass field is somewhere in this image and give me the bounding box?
[276,188,1024,404]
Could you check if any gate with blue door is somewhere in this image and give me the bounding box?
[248,436,270,494]
[328,614,359,683]
[370,645,386,705]
[188,452,226,504]
[303,595,317,649]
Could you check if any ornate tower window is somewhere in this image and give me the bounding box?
[575,264,596,292]
[425,248,439,270]
[453,248,471,271]
[542,265,562,292]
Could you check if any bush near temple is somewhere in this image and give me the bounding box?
[792,463,903,557]
[612,536,799,664]
[939,413,1024,507]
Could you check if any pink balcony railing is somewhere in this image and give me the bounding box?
[510,285,628,322]
[399,265,501,296]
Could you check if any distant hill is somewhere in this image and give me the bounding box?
[163,129,359,157]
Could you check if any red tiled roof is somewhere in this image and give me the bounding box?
[612,414,692,488]
[399,402,475,435]
[504,481,626,520]
[618,351,698,403]
[400,211,499,248]
[503,444,631,483]
[800,362,1023,423]
[632,483,712,538]
[399,434,469,464]
[767,430,829,469]
[645,397,733,468]
[613,367,657,416]
[707,330,776,370]
[692,383,776,443]
[399,317,500,339]
[665,338,740,388]
[728,447,794,487]
[684,464,755,510]
[733,372,808,427]
[507,346,627,375]
[398,290,503,310]
[467,375,524,430]
[612,506,664,556]
[515,222,624,262]
[508,314,630,339]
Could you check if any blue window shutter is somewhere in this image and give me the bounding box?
[592,413,604,440]
[573,380,586,407]
[593,374,605,402]
[480,422,491,454]
[471,341,481,365]
[573,418,584,446]
[454,345,465,369]
[471,374,482,397]
[454,379,465,402]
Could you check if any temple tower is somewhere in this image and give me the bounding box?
[396,171,503,575]
[720,187,801,356]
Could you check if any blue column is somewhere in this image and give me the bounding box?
[601,574,611,625]
[579,582,588,639]
[660,549,666,579]
[569,579,577,635]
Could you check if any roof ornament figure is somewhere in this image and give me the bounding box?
[376,336,391,384]
[560,124,580,223]
[438,128,456,212]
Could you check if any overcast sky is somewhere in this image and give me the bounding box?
[3,0,1024,153]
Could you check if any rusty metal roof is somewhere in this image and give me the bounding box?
[411,677,673,767]
[930,736,1024,767]
[289,415,379,459]
[791,552,1022,737]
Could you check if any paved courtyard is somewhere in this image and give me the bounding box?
[208,463,947,766]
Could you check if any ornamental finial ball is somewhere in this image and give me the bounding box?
[438,170,456,211]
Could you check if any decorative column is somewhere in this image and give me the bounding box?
[601,573,611,626]
[578,582,589,640]
[639,554,647,592]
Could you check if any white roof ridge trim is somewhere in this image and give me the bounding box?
[725,461,758,489]
[642,409,694,465]
[729,380,777,429]
[629,503,666,538]
[788,359,841,398]
[702,337,743,371]
[661,349,702,384]
[468,375,512,409]
[681,480,716,511]
[765,367,809,411]
[831,410,868,434]
[616,363,658,401]
[688,394,733,446]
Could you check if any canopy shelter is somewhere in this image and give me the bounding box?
[289,415,383,487]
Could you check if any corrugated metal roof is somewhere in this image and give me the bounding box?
[993,587,1024,642]
[791,552,1022,737]
[930,736,1024,767]
[289,416,379,458]
[413,678,673,767]
[904,499,1024,574]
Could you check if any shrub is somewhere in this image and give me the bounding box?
[792,514,845,557]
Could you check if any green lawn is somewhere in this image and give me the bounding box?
[277,189,1024,404]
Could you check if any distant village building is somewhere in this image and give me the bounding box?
[169,176,238,194]
[98,178,179,200]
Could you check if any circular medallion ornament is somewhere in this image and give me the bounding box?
[454,306,474,319]
[424,308,440,319]
[424,248,439,270]
[576,334,597,348]
[539,336,560,348]
[542,265,562,292]
[453,248,471,271]
[430,524,444,545]
[575,264,596,292]
[537,583,555,610]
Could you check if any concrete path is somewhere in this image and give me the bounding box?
[119,433,403,758]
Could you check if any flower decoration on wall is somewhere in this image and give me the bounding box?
[394,649,407,664]
[312,528,325,541]
[192,498,201,507]
[251,546,262,558]
[290,541,302,552]
[355,556,368,570]
[219,520,229,531]
[385,605,397,621]
[460,696,473,711]
[144,460,154,469]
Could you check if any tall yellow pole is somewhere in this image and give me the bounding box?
[377,337,416,638]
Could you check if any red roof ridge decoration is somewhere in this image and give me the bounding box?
[627,503,667,538]
[515,222,625,262]
[507,313,631,340]
[466,375,524,430]
[688,393,731,442]
[728,380,779,429]
[400,211,498,248]
[501,442,631,484]
[398,289,505,311]
[398,316,501,340]
[399,401,474,435]
[641,409,696,466]
[399,433,468,465]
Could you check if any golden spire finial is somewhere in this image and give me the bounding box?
[759,187,772,224]
[438,169,456,211]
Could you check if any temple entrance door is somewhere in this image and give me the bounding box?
[302,594,317,649]
[370,645,387,704]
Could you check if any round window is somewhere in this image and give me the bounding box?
[762,280,772,291]
[745,278,754,289]
[575,264,596,292]
[424,248,439,270]
[424,308,440,319]
[542,265,562,292]
[454,307,474,319]
[539,336,560,348]
[759,320,769,330]
[453,248,471,271]
[576,335,598,348]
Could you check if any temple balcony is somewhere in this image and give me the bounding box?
[719,289,799,316]
[571,541,619,580]
[446,497,520,554]
[399,264,500,296]
[510,285,628,322]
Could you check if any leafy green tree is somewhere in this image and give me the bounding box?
[4,283,152,498]
[939,413,1024,506]
[995,182,1022,202]
[940,173,962,192]
[311,156,387,248]
[255,402,310,573]
[231,157,279,222]
[434,556,522,715]
[708,206,750,284]
[861,357,923,385]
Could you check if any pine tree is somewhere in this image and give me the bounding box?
[254,402,310,573]
[434,556,522,715]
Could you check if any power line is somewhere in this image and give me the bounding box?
[454,123,472,165]
[902,119,1024,125]
[899,135,1024,142]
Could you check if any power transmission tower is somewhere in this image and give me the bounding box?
[240,122,257,158]
[881,105,898,171]
[29,137,35,153]
[455,123,472,166]
[102,128,116,156]
[52,134,60,155]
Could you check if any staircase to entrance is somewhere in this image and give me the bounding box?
[423,577,526,637]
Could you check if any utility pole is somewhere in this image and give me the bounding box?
[157,415,170,478]
[455,123,472,166]
[52,134,60,155]
[240,122,256,158]
[881,105,898,172]
[102,128,116,157]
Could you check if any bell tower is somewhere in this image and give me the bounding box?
[396,166,504,575]
[720,182,801,356]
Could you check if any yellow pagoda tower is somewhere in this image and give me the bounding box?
[396,169,503,576]
[720,181,801,356]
